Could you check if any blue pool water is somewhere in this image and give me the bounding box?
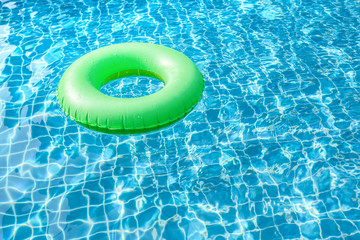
[1,0,360,239]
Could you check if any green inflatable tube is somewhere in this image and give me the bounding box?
[56,43,204,134]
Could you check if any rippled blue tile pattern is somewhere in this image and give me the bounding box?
[1,0,360,239]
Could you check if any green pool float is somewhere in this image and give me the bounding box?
[56,43,204,134]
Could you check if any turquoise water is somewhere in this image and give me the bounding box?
[1,0,360,239]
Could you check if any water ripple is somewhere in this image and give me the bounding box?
[0,0,360,239]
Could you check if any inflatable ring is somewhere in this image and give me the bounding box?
[56,43,204,134]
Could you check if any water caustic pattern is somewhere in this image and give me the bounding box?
[0,0,360,239]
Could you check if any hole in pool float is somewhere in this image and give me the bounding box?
[100,76,164,98]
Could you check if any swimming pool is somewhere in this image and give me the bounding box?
[1,0,360,239]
